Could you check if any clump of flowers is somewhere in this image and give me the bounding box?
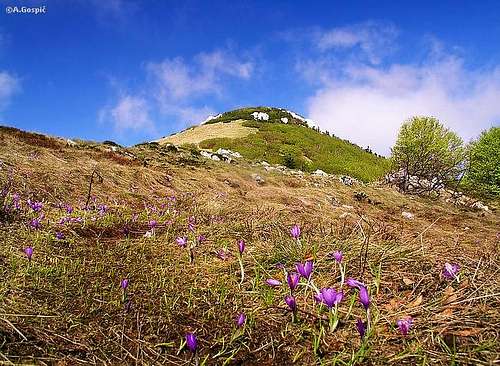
[347,278,371,335]
[27,199,43,212]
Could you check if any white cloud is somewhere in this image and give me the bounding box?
[99,95,154,133]
[100,50,253,135]
[145,50,253,125]
[315,22,398,65]
[0,71,20,111]
[146,50,253,103]
[306,56,500,156]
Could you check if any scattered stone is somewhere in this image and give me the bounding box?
[200,150,212,159]
[354,191,368,201]
[340,175,357,186]
[251,111,269,121]
[471,201,489,212]
[251,173,265,185]
[342,204,354,210]
[402,211,414,220]
[260,161,270,167]
[313,169,328,177]
[216,148,242,158]
[211,154,221,161]
[280,117,288,123]
[66,139,77,147]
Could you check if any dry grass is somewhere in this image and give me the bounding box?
[155,120,258,146]
[0,127,499,365]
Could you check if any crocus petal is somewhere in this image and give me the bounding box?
[266,278,282,287]
[185,333,197,353]
[359,286,370,310]
[121,279,129,289]
[290,224,301,239]
[285,295,297,312]
[346,278,365,288]
[356,318,367,339]
[237,239,245,254]
[332,250,343,263]
[236,313,246,327]
[287,272,300,291]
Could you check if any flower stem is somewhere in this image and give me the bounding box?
[238,256,245,284]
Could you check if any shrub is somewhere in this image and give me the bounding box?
[462,127,500,200]
[390,116,466,193]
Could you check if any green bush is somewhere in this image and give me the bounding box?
[391,116,466,192]
[462,127,500,200]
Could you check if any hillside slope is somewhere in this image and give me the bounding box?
[0,126,499,365]
[156,107,390,182]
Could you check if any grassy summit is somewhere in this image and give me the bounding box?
[160,107,390,182]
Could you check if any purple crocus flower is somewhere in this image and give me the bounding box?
[396,317,413,336]
[215,248,230,260]
[121,279,129,290]
[148,220,158,230]
[176,237,188,248]
[185,333,197,353]
[332,250,343,263]
[296,260,313,280]
[237,239,245,254]
[285,295,297,312]
[442,263,460,280]
[12,193,20,210]
[28,200,43,212]
[30,217,42,230]
[359,286,370,310]
[236,313,246,327]
[290,224,301,239]
[98,204,108,216]
[196,234,206,244]
[314,292,324,303]
[320,288,344,308]
[287,272,300,291]
[356,318,367,339]
[65,205,74,214]
[24,246,33,261]
[55,232,65,240]
[346,278,365,289]
[265,278,282,287]
[187,216,196,232]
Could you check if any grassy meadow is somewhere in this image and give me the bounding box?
[0,126,499,365]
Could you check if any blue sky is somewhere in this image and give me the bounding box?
[1,0,500,154]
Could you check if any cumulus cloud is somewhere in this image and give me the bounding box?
[315,22,398,64]
[0,71,20,111]
[100,49,253,136]
[297,26,500,156]
[146,51,253,103]
[145,50,253,125]
[99,95,154,134]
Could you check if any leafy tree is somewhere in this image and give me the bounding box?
[462,127,500,199]
[390,116,466,193]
